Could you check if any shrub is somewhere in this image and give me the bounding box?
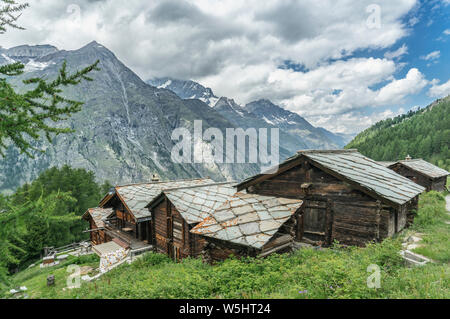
[414,191,446,227]
[134,252,172,267]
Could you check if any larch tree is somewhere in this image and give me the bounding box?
[0,0,99,287]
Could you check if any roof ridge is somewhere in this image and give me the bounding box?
[162,181,235,192]
[115,177,213,189]
[399,158,423,162]
[297,149,358,154]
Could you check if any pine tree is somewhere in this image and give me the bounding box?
[0,0,100,157]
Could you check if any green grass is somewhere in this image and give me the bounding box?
[3,192,449,299]
[1,254,99,299]
[407,191,449,263]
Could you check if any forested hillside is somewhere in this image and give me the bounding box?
[0,166,111,283]
[346,96,450,170]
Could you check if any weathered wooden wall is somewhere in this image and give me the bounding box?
[200,238,258,263]
[151,198,207,261]
[153,198,168,254]
[88,218,106,245]
[390,164,447,192]
[103,198,140,239]
[390,164,433,191]
[431,176,447,192]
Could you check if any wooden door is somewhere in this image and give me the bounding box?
[301,200,328,244]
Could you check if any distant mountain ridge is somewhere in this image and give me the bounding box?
[1,42,347,194]
[0,42,262,194]
[148,77,219,107]
[147,77,349,148]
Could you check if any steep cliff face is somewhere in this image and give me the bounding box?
[0,42,261,194]
[1,41,350,194]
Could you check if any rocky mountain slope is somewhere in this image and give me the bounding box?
[148,77,219,107]
[1,42,348,194]
[0,42,261,193]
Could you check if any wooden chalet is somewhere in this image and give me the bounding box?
[235,149,425,247]
[146,182,237,261]
[191,192,303,263]
[383,157,449,192]
[84,178,214,249]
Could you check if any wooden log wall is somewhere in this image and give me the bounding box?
[431,176,447,192]
[200,238,258,263]
[390,164,433,191]
[151,197,208,261]
[88,218,106,245]
[153,199,168,254]
[331,200,380,246]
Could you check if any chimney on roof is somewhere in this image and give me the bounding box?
[405,154,412,161]
[151,174,160,182]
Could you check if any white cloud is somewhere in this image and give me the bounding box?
[309,108,406,134]
[375,68,428,104]
[420,50,440,61]
[384,44,408,60]
[428,78,450,97]
[444,29,450,35]
[1,0,423,134]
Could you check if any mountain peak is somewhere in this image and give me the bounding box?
[146,77,219,107]
[214,96,241,108]
[248,98,276,109]
[3,44,59,59]
[75,41,119,61]
[80,40,108,50]
[245,99,281,114]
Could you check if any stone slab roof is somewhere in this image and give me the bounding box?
[397,159,449,179]
[83,207,113,228]
[114,178,214,220]
[237,149,425,206]
[190,192,303,249]
[161,182,238,224]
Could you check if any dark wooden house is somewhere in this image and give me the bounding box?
[146,182,237,261]
[385,157,449,192]
[235,149,425,247]
[84,178,214,248]
[191,192,303,263]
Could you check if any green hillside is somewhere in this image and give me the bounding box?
[2,191,449,299]
[346,96,450,171]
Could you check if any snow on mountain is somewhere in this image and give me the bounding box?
[147,77,219,107]
[149,78,348,149]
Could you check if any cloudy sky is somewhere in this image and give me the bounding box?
[2,0,450,134]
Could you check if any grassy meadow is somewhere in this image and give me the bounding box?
[2,191,449,299]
